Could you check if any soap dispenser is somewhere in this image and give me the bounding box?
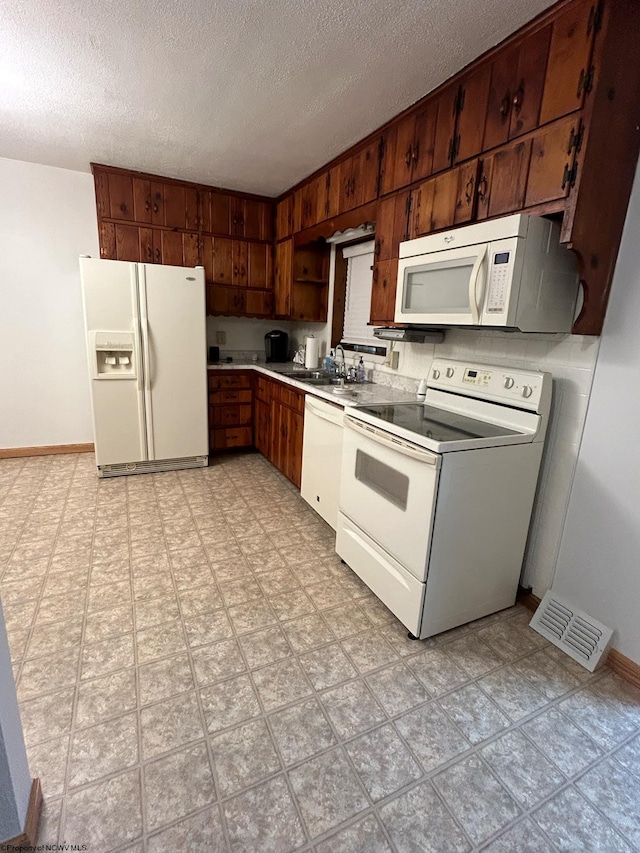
[356,356,366,382]
[417,378,427,402]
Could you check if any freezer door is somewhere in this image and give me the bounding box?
[80,258,147,466]
[139,264,208,460]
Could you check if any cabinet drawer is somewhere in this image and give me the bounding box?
[209,404,252,427]
[211,427,253,449]
[279,384,305,414]
[210,389,252,405]
[208,372,251,391]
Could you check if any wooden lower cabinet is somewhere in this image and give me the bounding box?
[254,375,305,488]
[208,371,253,451]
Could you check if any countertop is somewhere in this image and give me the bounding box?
[207,362,416,408]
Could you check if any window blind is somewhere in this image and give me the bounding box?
[341,240,376,345]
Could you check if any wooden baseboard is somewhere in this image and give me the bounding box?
[607,648,640,690]
[517,588,640,688]
[2,778,42,847]
[516,589,541,612]
[0,443,94,459]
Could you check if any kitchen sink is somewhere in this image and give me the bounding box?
[278,370,367,387]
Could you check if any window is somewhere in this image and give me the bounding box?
[341,240,376,346]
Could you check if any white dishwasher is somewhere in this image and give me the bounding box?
[301,395,344,530]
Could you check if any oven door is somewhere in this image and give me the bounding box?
[395,244,489,326]
[340,416,441,582]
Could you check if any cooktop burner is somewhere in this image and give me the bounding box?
[356,403,521,444]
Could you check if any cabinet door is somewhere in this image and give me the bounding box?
[228,288,247,316]
[454,159,479,224]
[300,181,318,230]
[230,198,246,237]
[370,258,399,325]
[409,179,436,239]
[246,289,274,317]
[292,187,305,233]
[212,237,234,285]
[270,400,285,472]
[287,409,304,489]
[484,46,518,151]
[539,0,596,125]
[325,166,341,219]
[525,115,578,207]
[248,242,272,289]
[248,200,273,241]
[477,139,532,220]
[357,140,382,207]
[454,66,491,164]
[108,173,135,220]
[150,182,165,226]
[390,113,417,191]
[139,228,160,265]
[276,196,293,240]
[133,178,152,223]
[208,193,234,236]
[274,239,293,318]
[114,225,140,261]
[411,100,438,182]
[338,155,354,213]
[432,83,459,173]
[98,222,116,259]
[163,183,198,230]
[254,398,271,457]
[430,168,459,232]
[232,241,248,286]
[93,170,110,219]
[374,195,397,262]
[159,231,199,266]
[509,25,552,140]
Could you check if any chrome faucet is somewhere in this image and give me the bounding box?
[334,344,346,378]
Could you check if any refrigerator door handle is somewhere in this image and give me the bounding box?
[138,266,156,460]
[131,266,148,461]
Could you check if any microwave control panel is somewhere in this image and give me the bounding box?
[486,251,511,313]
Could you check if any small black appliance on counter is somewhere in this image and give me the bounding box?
[265,330,289,363]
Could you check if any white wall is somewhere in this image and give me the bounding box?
[553,163,640,663]
[0,158,98,449]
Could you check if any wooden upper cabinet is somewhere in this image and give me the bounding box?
[276,196,293,240]
[476,138,533,220]
[370,258,399,325]
[484,25,552,150]
[107,172,135,221]
[539,0,597,125]
[525,114,580,207]
[233,198,273,241]
[375,191,410,261]
[274,238,293,318]
[454,66,491,165]
[339,140,380,213]
[248,243,272,289]
[432,83,460,174]
[162,183,198,230]
[379,101,437,194]
[410,160,479,237]
[315,169,341,225]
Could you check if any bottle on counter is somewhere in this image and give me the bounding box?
[356,356,366,382]
[417,378,427,402]
[324,350,335,374]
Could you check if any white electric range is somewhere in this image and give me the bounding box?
[336,358,552,639]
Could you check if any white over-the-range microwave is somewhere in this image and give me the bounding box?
[394,213,581,332]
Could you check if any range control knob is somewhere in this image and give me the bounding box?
[522,385,533,398]
[445,367,455,378]
[504,376,515,389]
[432,369,440,379]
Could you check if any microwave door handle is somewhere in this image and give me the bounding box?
[469,246,487,325]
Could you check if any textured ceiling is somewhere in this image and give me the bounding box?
[1,0,555,196]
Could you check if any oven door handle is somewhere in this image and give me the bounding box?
[469,245,487,325]
[344,416,440,466]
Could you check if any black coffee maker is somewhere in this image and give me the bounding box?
[265,330,289,363]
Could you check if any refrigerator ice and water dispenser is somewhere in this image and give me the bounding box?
[90,331,136,379]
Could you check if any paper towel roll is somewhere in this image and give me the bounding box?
[304,335,319,369]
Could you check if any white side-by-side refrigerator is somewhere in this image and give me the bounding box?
[80,257,208,477]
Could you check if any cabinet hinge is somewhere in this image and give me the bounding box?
[561,161,579,191]
[588,0,604,35]
[567,121,585,155]
[577,65,596,98]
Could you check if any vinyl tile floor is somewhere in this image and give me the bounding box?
[1,452,640,852]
